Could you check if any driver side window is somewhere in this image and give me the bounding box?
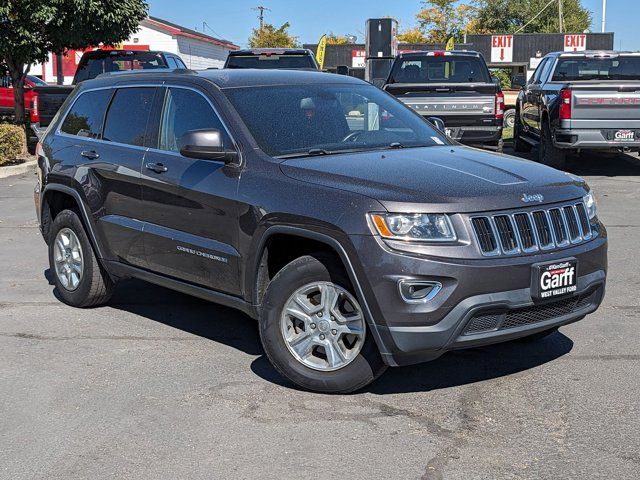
[158,87,228,153]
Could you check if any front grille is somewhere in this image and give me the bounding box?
[471,202,593,256]
[463,288,599,335]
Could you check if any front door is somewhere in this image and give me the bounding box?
[139,86,242,295]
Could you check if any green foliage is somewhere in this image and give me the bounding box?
[248,23,298,48]
[397,28,429,44]
[416,0,478,43]
[325,33,350,45]
[0,0,148,124]
[473,0,592,34]
[491,68,512,89]
[0,124,26,165]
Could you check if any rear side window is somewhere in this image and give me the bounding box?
[174,57,187,69]
[389,55,490,84]
[158,88,228,152]
[60,89,112,138]
[103,87,156,146]
[226,54,316,69]
[552,56,640,81]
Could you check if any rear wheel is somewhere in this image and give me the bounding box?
[503,109,516,129]
[49,209,113,307]
[513,111,532,153]
[259,253,386,393]
[539,120,566,169]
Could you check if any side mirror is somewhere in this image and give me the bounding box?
[336,65,349,76]
[179,129,238,164]
[427,116,446,132]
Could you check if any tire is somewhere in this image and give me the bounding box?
[259,253,387,393]
[539,121,566,169]
[513,327,558,343]
[494,137,504,153]
[513,112,532,153]
[503,109,516,129]
[48,209,113,307]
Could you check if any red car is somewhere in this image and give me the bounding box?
[0,74,47,124]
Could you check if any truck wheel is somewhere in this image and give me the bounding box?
[503,109,516,129]
[48,209,114,307]
[259,253,386,393]
[513,113,532,153]
[539,121,566,170]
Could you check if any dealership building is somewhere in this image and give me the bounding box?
[29,16,239,84]
[304,32,614,83]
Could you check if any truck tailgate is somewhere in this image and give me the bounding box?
[34,86,74,127]
[384,83,497,127]
[568,82,640,128]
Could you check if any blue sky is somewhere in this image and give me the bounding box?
[148,0,634,50]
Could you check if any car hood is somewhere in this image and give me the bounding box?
[279,146,589,213]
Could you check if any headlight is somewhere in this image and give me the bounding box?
[583,191,597,219]
[370,213,456,241]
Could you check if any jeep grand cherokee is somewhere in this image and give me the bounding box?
[34,69,607,393]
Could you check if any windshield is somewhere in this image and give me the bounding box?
[74,52,168,83]
[552,56,640,81]
[223,83,448,158]
[226,54,316,70]
[389,55,491,84]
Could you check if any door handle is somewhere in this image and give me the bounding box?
[80,150,99,160]
[145,162,168,173]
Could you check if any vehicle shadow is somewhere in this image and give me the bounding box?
[62,274,574,394]
[503,144,640,177]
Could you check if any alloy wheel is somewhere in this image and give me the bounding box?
[280,282,366,371]
[53,227,84,291]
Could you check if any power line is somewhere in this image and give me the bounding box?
[252,6,271,30]
[514,0,557,34]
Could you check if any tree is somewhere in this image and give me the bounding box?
[397,28,428,44]
[473,0,591,34]
[415,0,478,43]
[0,0,148,126]
[248,22,298,48]
[325,33,350,45]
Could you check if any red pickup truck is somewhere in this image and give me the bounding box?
[0,74,47,125]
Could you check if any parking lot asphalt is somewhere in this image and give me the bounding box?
[1,148,639,480]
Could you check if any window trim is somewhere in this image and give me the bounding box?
[56,83,240,162]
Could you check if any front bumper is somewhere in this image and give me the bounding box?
[349,233,607,367]
[554,128,640,150]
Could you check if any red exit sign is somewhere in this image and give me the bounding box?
[491,35,513,62]
[564,34,587,52]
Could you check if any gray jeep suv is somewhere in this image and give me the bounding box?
[34,69,607,393]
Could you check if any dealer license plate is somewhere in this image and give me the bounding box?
[531,259,578,301]
[613,129,635,142]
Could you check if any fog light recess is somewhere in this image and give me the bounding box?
[398,280,442,304]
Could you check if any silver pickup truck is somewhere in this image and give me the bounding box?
[514,51,640,168]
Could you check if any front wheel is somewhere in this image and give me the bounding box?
[513,111,532,153]
[259,254,386,393]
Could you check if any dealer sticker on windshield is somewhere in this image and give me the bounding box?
[531,259,578,301]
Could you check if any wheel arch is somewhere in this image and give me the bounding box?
[41,184,104,259]
[250,225,391,357]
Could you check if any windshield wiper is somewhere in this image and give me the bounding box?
[275,148,331,159]
[389,142,404,149]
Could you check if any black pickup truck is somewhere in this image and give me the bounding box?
[224,48,319,70]
[383,51,504,151]
[34,50,186,132]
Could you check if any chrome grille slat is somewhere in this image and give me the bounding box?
[471,202,593,256]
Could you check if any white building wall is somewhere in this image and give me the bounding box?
[127,25,178,54]
[176,37,230,69]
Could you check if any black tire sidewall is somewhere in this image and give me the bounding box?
[259,254,385,393]
[48,210,99,306]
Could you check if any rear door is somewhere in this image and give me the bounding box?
[81,87,157,267]
[139,86,242,295]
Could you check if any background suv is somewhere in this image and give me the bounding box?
[35,69,607,393]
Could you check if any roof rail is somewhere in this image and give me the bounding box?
[95,68,192,79]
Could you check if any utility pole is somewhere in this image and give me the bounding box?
[558,0,564,33]
[601,0,607,32]
[252,6,271,30]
